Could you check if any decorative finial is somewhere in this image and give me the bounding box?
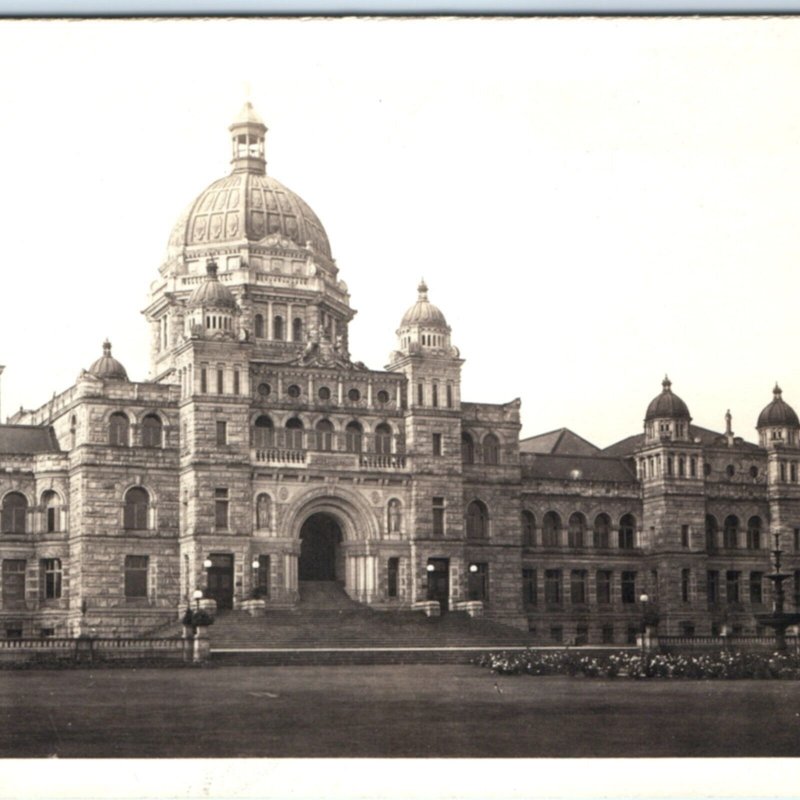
[725,409,733,435]
[774,382,782,399]
[418,279,428,300]
[103,339,112,356]
[662,374,671,392]
[206,258,218,278]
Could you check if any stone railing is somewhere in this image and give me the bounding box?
[360,454,407,470]
[0,637,185,664]
[253,448,307,465]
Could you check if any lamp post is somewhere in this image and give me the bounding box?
[252,557,261,597]
[639,592,659,654]
[192,588,203,611]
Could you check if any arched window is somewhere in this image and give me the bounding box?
[542,511,561,547]
[387,499,402,533]
[375,423,392,455]
[254,314,264,338]
[705,514,718,552]
[593,513,611,549]
[315,418,334,451]
[724,515,739,549]
[124,487,149,530]
[141,414,163,448]
[109,412,130,447]
[1,492,27,534]
[466,500,489,539]
[273,315,285,340]
[345,421,363,453]
[568,512,586,548]
[521,511,536,547]
[292,317,303,342]
[747,516,761,550]
[483,434,500,465]
[619,514,636,549]
[253,415,274,449]
[285,417,304,450]
[461,432,475,464]
[41,490,60,533]
[255,493,271,531]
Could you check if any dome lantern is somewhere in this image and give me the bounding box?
[395,279,454,357]
[644,375,692,443]
[88,340,129,381]
[756,383,800,448]
[229,101,267,175]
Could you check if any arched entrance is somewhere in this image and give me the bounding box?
[299,513,343,581]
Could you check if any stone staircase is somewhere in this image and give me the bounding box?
[208,580,534,665]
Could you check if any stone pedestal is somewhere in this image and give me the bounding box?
[413,600,441,617]
[241,598,266,617]
[182,624,194,662]
[193,625,211,663]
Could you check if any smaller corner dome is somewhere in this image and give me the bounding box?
[400,280,449,328]
[645,375,691,421]
[188,260,238,310]
[88,340,129,381]
[757,383,800,428]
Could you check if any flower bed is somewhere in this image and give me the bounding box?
[474,649,800,679]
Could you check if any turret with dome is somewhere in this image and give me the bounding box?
[643,375,692,443]
[756,383,800,447]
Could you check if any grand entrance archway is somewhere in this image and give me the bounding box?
[299,513,343,581]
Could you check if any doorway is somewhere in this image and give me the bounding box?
[426,558,450,612]
[206,554,234,610]
[299,513,343,581]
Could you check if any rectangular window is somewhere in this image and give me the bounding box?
[2,559,26,610]
[601,625,614,644]
[217,369,224,394]
[46,506,57,533]
[522,568,537,607]
[680,622,695,637]
[432,384,439,408]
[690,457,697,477]
[467,563,489,602]
[626,626,638,644]
[681,568,690,603]
[570,569,587,605]
[596,570,612,604]
[446,385,453,408]
[726,570,741,604]
[40,628,55,638]
[41,558,62,600]
[216,420,227,446]
[550,626,563,644]
[215,488,229,531]
[417,383,424,406]
[200,368,208,394]
[681,525,690,548]
[124,555,148,599]
[707,570,720,606]
[749,571,763,605]
[432,433,442,457]
[432,497,445,537]
[575,624,589,646]
[544,569,562,605]
[387,557,399,598]
[256,555,270,599]
[233,370,240,396]
[6,627,22,640]
[621,571,636,604]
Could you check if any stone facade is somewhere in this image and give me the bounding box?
[0,104,798,643]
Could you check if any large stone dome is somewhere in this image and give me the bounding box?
[165,103,331,264]
[645,376,691,421]
[757,384,800,429]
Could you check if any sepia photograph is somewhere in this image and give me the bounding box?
[0,13,799,797]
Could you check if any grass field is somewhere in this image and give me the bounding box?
[1,664,799,758]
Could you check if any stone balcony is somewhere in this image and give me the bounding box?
[252,442,407,471]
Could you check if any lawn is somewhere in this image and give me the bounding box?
[1,664,798,758]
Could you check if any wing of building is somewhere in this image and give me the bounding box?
[0,105,796,643]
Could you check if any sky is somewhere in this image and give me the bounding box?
[1,17,800,448]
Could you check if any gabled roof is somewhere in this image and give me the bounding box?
[601,424,762,457]
[521,452,636,483]
[519,427,600,456]
[0,425,61,455]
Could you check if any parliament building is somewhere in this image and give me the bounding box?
[0,104,797,644]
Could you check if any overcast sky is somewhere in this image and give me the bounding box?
[1,17,799,448]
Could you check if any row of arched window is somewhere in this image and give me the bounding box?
[253,314,304,342]
[109,412,165,448]
[1,491,63,534]
[521,511,638,550]
[462,432,500,466]
[251,415,395,454]
[705,514,763,550]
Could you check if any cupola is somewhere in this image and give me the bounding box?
[186,259,238,338]
[756,383,800,447]
[229,101,267,174]
[644,376,691,443]
[395,280,454,356]
[88,340,129,381]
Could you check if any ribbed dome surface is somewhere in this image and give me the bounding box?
[645,376,690,421]
[757,384,800,428]
[167,172,331,260]
[89,341,128,381]
[188,261,237,309]
[400,281,448,327]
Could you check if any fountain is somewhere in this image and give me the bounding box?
[754,532,800,652]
